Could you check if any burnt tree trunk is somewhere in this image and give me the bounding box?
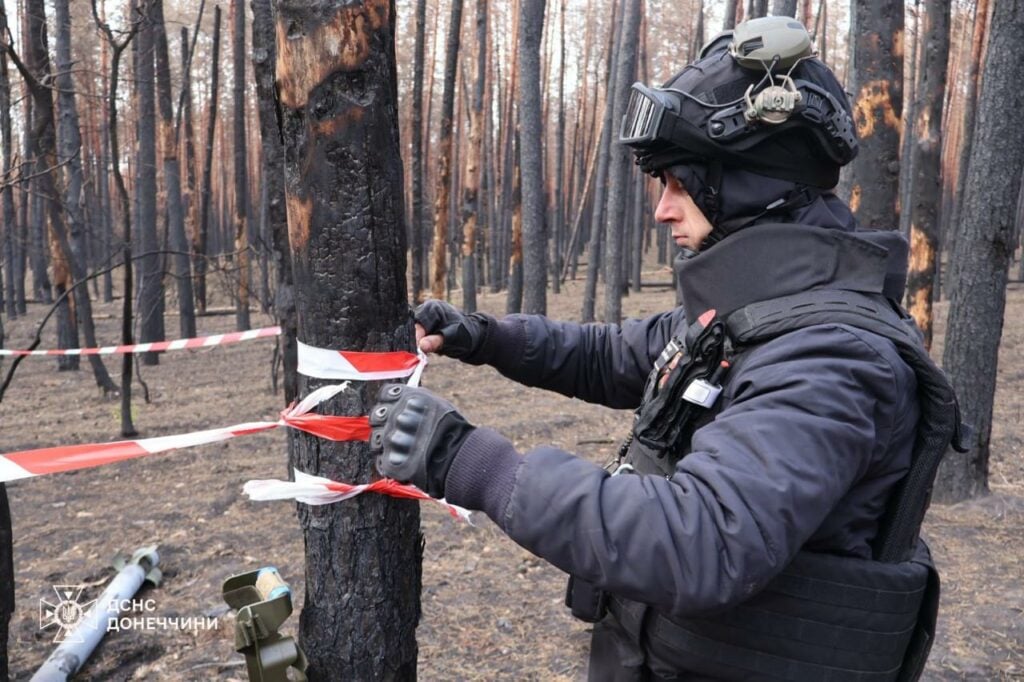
[55,0,118,389]
[723,0,739,30]
[410,0,427,300]
[551,0,566,295]
[936,0,1024,504]
[749,0,768,19]
[181,26,199,306]
[135,2,165,365]
[252,0,297,402]
[430,0,464,300]
[154,0,197,339]
[232,0,251,330]
[276,0,421,677]
[518,0,547,314]
[507,132,524,313]
[91,0,142,434]
[603,0,641,325]
[460,0,487,314]
[903,0,949,350]
[0,2,16,322]
[195,6,222,314]
[770,0,797,16]
[0,5,13,674]
[843,0,902,229]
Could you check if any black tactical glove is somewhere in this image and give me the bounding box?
[414,300,492,361]
[369,384,475,498]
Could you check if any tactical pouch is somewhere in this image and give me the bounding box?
[634,320,726,454]
[565,575,608,623]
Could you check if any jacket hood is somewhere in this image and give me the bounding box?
[674,224,909,327]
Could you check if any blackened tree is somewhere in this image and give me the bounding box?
[276,0,421,676]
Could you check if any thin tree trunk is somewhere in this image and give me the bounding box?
[460,0,486,314]
[507,131,524,313]
[91,0,142,435]
[410,0,427,301]
[135,1,164,365]
[771,0,797,16]
[749,0,768,18]
[54,0,118,388]
[723,0,739,30]
[232,0,250,329]
[153,0,196,339]
[937,0,1024,504]
[275,0,421,676]
[195,6,222,315]
[603,0,642,324]
[0,1,16,320]
[519,0,547,314]
[252,0,296,401]
[903,0,950,350]
[430,0,464,300]
[181,25,199,299]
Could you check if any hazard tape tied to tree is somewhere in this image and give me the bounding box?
[2,344,466,517]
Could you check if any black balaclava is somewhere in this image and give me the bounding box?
[666,162,856,251]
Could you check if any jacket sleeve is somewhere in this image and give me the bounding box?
[445,324,918,617]
[475,310,684,410]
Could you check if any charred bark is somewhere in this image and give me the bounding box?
[195,6,222,314]
[252,0,297,401]
[0,2,16,320]
[232,0,251,330]
[410,0,427,301]
[518,0,547,314]
[460,0,487,314]
[276,0,421,676]
[903,0,949,350]
[55,0,118,389]
[770,0,797,17]
[135,1,164,365]
[937,0,1024,503]
[843,0,902,229]
[154,0,196,339]
[430,0,464,300]
[603,0,641,324]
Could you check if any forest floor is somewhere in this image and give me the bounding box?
[2,266,1023,681]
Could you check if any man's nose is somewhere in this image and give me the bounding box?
[654,187,677,224]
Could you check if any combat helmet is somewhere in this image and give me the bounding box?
[620,16,857,207]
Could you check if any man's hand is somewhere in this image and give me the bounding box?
[369,384,475,499]
[414,300,490,359]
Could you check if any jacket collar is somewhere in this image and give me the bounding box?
[674,224,909,327]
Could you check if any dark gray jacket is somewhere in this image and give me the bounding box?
[445,225,920,619]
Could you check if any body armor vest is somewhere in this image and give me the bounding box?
[611,289,965,681]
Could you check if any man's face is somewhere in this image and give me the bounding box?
[654,173,714,252]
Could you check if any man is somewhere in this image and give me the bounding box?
[370,17,964,681]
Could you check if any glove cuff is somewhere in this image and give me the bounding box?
[444,427,522,529]
[463,315,527,373]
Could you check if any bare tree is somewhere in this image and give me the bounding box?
[91,0,145,435]
[460,0,487,314]
[410,0,427,300]
[903,0,950,350]
[937,0,1024,503]
[195,6,222,314]
[519,0,547,314]
[603,0,642,324]
[276,0,421,676]
[430,0,464,300]
[231,0,250,330]
[842,0,902,229]
[153,0,196,338]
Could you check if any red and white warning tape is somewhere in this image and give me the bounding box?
[296,340,424,382]
[243,469,472,521]
[0,384,364,483]
[2,349,449,514]
[0,326,282,356]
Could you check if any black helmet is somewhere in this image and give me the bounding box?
[620,16,857,189]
